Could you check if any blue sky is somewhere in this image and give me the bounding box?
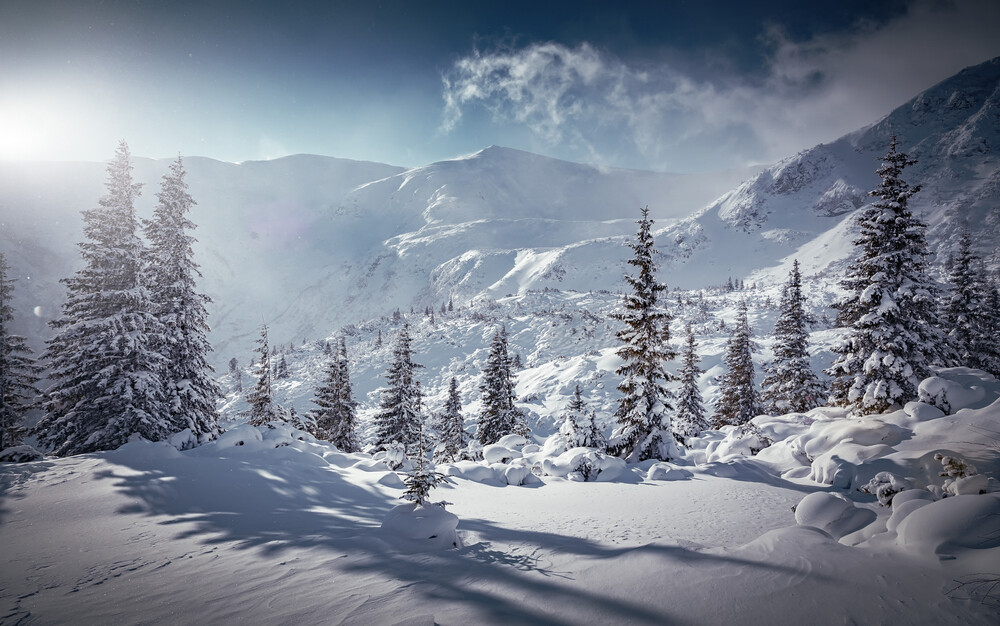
[2,0,999,172]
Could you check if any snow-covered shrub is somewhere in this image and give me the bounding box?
[540,448,626,482]
[859,471,911,506]
[459,440,484,462]
[935,452,990,496]
[379,441,408,470]
[704,421,774,463]
[0,445,43,463]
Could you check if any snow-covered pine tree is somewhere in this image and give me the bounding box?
[713,300,762,427]
[35,142,170,455]
[143,156,220,445]
[827,137,950,416]
[373,323,424,453]
[942,228,1000,375]
[0,253,42,450]
[559,385,606,449]
[477,325,529,445]
[609,207,678,462]
[433,376,469,463]
[276,354,289,379]
[979,279,1000,377]
[760,260,825,415]
[673,323,708,444]
[309,337,360,451]
[247,323,279,426]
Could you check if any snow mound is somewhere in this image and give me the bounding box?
[645,462,692,481]
[918,376,986,414]
[440,460,502,485]
[895,494,1000,556]
[380,502,461,551]
[794,492,876,539]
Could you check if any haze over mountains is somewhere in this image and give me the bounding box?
[2,57,999,369]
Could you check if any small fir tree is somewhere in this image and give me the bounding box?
[760,260,825,415]
[309,337,360,451]
[433,377,469,463]
[477,325,529,445]
[559,385,606,450]
[401,420,448,506]
[35,141,170,455]
[609,207,678,462]
[248,323,279,426]
[143,156,220,444]
[674,323,708,444]
[827,137,950,415]
[0,253,42,449]
[373,323,424,453]
[713,300,762,427]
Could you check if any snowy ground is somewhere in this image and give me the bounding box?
[3,368,999,625]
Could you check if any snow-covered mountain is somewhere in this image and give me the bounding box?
[0,147,756,366]
[649,56,1000,290]
[3,57,999,372]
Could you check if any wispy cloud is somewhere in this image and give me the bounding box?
[440,0,1000,171]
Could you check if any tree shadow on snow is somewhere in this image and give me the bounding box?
[98,447,836,625]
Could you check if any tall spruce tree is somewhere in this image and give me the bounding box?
[609,207,678,462]
[942,229,1000,375]
[827,137,949,416]
[143,156,220,444]
[0,253,42,449]
[713,300,762,427]
[373,323,424,453]
[433,376,469,463]
[248,323,278,426]
[35,142,170,455]
[979,279,1000,377]
[674,323,708,444]
[309,337,360,451]
[761,260,825,415]
[477,325,528,445]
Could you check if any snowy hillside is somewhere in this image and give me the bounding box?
[220,283,837,441]
[0,149,756,367]
[3,367,999,623]
[648,56,1000,290]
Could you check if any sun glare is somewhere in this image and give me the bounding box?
[0,99,62,160]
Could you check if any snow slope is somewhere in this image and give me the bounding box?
[3,367,999,624]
